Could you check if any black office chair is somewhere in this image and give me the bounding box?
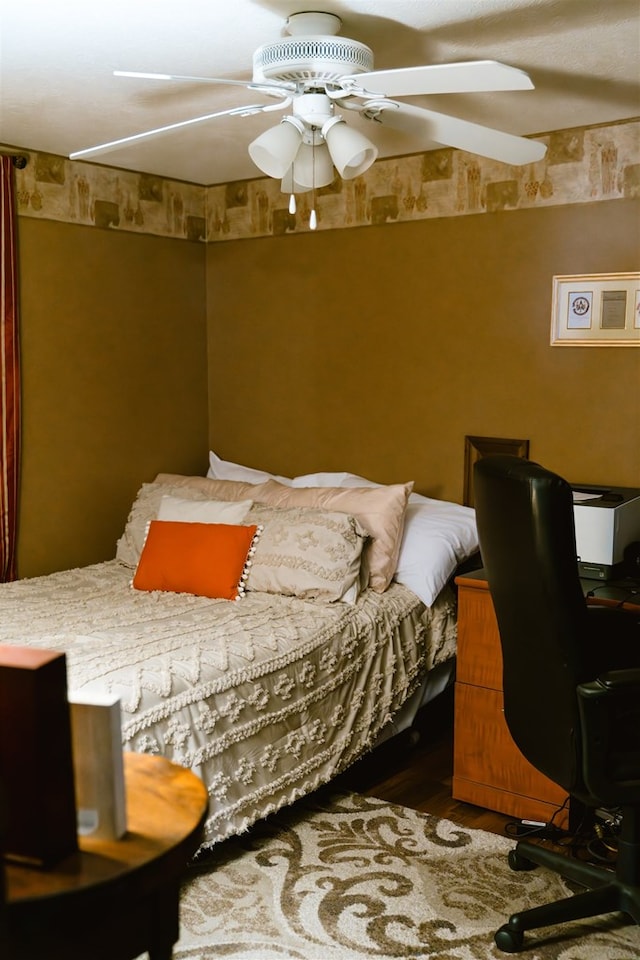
[473,455,640,953]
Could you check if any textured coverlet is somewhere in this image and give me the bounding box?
[0,560,456,847]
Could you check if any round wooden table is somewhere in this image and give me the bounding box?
[4,752,208,960]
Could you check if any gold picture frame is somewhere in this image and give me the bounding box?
[551,272,640,347]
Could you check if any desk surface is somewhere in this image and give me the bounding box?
[580,577,640,609]
[6,751,208,960]
[457,567,640,611]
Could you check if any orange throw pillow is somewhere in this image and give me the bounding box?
[132,521,259,600]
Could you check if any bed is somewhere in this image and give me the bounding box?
[0,453,479,850]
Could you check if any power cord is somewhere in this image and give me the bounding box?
[504,796,571,842]
[504,820,566,842]
[504,799,620,868]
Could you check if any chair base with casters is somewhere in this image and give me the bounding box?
[494,802,640,953]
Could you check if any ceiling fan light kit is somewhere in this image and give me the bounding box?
[71,9,548,231]
[248,98,378,183]
[280,168,311,196]
[291,142,334,189]
[248,116,305,179]
[321,117,378,179]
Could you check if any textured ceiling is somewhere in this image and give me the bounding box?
[1,0,639,185]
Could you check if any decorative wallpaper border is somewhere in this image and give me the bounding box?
[7,152,207,242]
[5,119,639,243]
[207,121,640,241]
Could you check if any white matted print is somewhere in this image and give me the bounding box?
[567,291,592,329]
[551,273,640,346]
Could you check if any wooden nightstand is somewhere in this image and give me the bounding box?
[5,752,208,960]
[452,570,569,826]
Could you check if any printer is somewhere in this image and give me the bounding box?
[572,483,640,579]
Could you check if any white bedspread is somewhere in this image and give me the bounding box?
[0,560,456,846]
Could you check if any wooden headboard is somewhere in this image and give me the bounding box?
[463,435,530,507]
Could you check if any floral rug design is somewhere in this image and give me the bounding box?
[172,791,639,959]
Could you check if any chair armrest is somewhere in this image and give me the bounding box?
[577,670,640,807]
[579,669,640,695]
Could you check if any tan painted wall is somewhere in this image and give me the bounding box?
[206,198,640,501]
[17,219,208,577]
[13,185,640,578]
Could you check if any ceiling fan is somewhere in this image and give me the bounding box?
[71,11,547,227]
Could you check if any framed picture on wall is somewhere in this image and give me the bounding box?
[551,272,640,346]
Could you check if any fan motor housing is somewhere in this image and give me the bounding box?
[253,36,374,84]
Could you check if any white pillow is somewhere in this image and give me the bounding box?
[157,494,254,524]
[207,450,292,486]
[293,472,348,487]
[292,471,373,488]
[394,493,479,607]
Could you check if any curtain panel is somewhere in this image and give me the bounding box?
[0,156,21,581]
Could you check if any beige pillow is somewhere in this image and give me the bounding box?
[115,478,254,568]
[119,473,412,591]
[249,479,413,593]
[245,503,367,602]
[155,473,258,500]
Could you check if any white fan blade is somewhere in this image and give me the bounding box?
[70,101,289,160]
[342,60,534,98]
[114,70,296,96]
[366,100,546,166]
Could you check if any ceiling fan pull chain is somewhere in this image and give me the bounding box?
[309,137,317,230]
[288,193,296,214]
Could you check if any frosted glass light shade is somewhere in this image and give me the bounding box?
[248,117,304,178]
[293,143,334,189]
[280,167,311,193]
[323,120,377,179]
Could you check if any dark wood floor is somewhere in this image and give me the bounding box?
[336,688,515,838]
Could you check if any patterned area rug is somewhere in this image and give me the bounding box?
[173,791,639,960]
